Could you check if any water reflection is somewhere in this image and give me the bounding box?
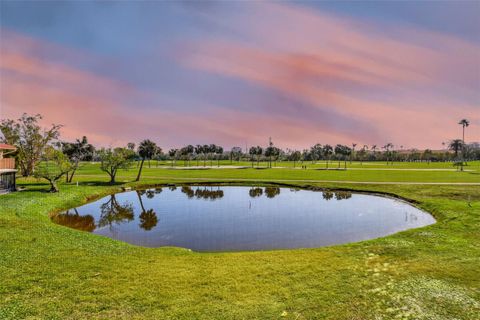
[249,187,263,198]
[264,187,281,198]
[321,191,352,201]
[181,186,224,200]
[323,191,334,201]
[98,195,134,230]
[52,186,435,252]
[52,208,96,232]
[335,191,352,200]
[137,191,158,231]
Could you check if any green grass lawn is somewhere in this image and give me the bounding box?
[1,164,479,319]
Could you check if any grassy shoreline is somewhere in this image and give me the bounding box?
[1,166,479,319]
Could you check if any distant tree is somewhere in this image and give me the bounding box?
[230,146,243,164]
[371,145,378,160]
[61,136,95,182]
[98,147,135,184]
[0,113,62,176]
[449,139,464,158]
[422,149,433,163]
[195,145,203,166]
[289,150,302,168]
[249,146,257,167]
[382,143,394,165]
[358,145,369,165]
[180,145,194,167]
[351,143,357,163]
[334,145,351,169]
[255,146,263,167]
[34,146,73,192]
[136,140,159,181]
[168,149,178,167]
[202,144,209,166]
[264,138,277,168]
[323,144,333,169]
[458,119,470,143]
[127,142,136,151]
[310,143,323,164]
[215,145,223,167]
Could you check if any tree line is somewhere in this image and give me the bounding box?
[0,114,477,192]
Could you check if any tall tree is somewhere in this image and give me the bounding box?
[249,146,256,168]
[351,143,357,163]
[382,143,394,165]
[208,144,217,166]
[264,138,276,168]
[136,140,159,181]
[310,143,322,164]
[99,147,135,184]
[323,144,333,169]
[230,146,242,164]
[289,150,302,168]
[0,113,62,176]
[168,149,177,167]
[458,119,470,143]
[215,145,223,167]
[195,145,203,166]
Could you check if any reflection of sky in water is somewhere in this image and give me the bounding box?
[55,186,435,252]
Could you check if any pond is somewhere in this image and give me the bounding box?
[52,185,435,252]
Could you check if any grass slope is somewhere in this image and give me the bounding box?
[1,164,479,319]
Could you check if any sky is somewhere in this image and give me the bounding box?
[1,1,479,150]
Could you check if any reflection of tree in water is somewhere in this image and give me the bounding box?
[322,191,334,201]
[322,191,352,201]
[181,186,224,200]
[51,208,96,232]
[264,187,280,198]
[136,191,158,231]
[169,185,177,191]
[194,187,224,200]
[335,191,352,200]
[139,209,158,230]
[249,187,263,198]
[181,186,195,198]
[98,195,134,230]
[146,189,155,199]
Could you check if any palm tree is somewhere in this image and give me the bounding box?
[449,139,464,158]
[168,149,178,167]
[195,145,202,166]
[249,146,256,168]
[215,145,223,167]
[351,143,357,163]
[382,143,393,165]
[136,140,158,182]
[458,119,470,143]
[323,144,333,169]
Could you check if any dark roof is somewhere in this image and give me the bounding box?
[0,144,16,150]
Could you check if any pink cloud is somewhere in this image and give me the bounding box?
[179,2,480,147]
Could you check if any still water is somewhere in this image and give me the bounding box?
[53,186,435,252]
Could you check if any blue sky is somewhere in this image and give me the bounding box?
[1,1,479,149]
